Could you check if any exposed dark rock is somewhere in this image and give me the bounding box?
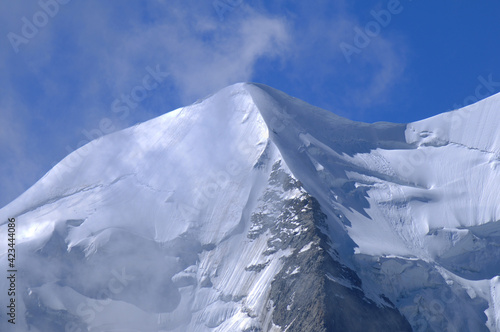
[246,262,270,273]
[249,161,412,331]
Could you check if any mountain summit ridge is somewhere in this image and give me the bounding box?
[1,83,499,331]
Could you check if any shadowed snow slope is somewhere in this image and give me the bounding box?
[0,83,499,331]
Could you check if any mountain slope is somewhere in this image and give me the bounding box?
[0,83,499,331]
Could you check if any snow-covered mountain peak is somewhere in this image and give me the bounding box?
[1,83,499,331]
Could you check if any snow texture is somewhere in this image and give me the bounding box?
[1,83,499,331]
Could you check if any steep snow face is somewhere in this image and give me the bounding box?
[2,85,269,247]
[0,82,499,331]
[0,84,280,331]
[0,84,369,332]
[245,84,500,331]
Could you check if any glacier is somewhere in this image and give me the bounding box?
[0,82,499,331]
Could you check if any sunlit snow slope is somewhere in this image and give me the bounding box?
[0,83,499,331]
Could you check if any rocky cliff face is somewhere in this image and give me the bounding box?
[248,160,411,331]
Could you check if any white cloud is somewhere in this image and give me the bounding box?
[68,1,290,103]
[166,12,290,100]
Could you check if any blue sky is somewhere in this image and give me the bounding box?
[1,0,500,208]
